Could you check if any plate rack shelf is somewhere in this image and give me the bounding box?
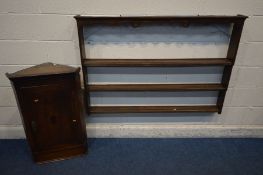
[74,15,247,114]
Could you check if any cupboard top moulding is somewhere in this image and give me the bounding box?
[74,15,248,114]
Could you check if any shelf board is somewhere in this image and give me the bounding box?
[87,83,225,91]
[89,105,219,113]
[83,59,232,67]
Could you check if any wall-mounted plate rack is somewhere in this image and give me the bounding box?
[74,15,247,114]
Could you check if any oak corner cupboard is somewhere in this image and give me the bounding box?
[6,63,87,163]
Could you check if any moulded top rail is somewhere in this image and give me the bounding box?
[74,15,248,24]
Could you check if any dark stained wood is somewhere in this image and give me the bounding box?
[75,15,247,114]
[6,62,80,79]
[217,20,246,113]
[76,19,91,114]
[90,105,219,113]
[74,15,248,24]
[34,143,87,164]
[87,83,225,91]
[6,64,87,163]
[83,58,232,67]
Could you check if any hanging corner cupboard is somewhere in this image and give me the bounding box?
[74,15,248,114]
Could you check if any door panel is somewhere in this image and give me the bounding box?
[20,83,79,152]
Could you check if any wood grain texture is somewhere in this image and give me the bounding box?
[89,105,219,113]
[6,64,87,163]
[87,83,225,91]
[83,58,232,67]
[34,143,87,164]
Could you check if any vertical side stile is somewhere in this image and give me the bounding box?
[217,18,246,113]
[76,20,90,114]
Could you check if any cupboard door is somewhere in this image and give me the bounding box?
[20,83,81,152]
